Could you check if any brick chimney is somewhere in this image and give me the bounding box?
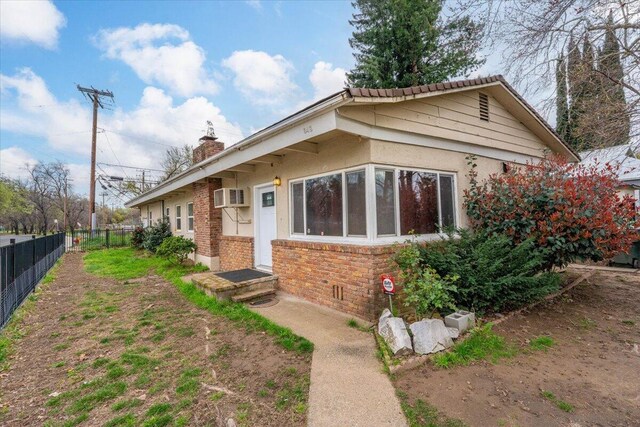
[193,134,225,163]
[191,130,225,271]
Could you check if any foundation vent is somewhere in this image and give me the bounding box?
[479,92,489,121]
[332,285,344,300]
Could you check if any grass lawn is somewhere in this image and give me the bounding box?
[84,248,312,353]
[0,250,313,427]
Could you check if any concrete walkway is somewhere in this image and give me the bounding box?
[251,293,407,427]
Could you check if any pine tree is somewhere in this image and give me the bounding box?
[566,35,583,150]
[599,12,630,145]
[576,34,601,150]
[555,55,570,142]
[347,0,484,88]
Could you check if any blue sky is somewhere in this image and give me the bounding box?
[0,0,503,203]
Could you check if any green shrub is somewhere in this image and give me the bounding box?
[142,221,172,253]
[394,243,458,317]
[131,226,145,249]
[394,230,561,314]
[426,230,561,313]
[156,236,196,264]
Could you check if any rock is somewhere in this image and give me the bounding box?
[378,317,413,356]
[410,319,454,355]
[226,419,237,427]
[447,327,460,339]
[379,308,393,324]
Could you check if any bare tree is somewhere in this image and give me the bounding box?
[160,145,193,181]
[456,0,639,146]
[26,164,55,234]
[39,161,75,231]
[66,196,88,232]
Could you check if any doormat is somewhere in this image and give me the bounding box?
[215,268,272,283]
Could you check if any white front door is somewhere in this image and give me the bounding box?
[255,185,276,270]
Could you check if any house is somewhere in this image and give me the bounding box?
[125,75,578,321]
[580,143,640,203]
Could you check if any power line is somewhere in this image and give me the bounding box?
[99,130,130,180]
[100,128,187,149]
[97,162,164,173]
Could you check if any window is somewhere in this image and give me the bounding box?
[306,173,343,236]
[291,183,304,234]
[399,170,438,235]
[346,170,366,236]
[439,175,456,227]
[375,169,396,236]
[187,202,194,232]
[262,191,275,207]
[165,207,170,220]
[289,166,456,241]
[175,205,182,231]
[290,168,366,238]
[375,167,456,237]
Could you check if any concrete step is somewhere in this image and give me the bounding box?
[231,287,276,303]
[189,272,278,301]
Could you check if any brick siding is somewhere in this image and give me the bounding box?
[192,178,223,259]
[272,239,403,321]
[220,235,254,271]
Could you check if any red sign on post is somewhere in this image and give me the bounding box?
[380,274,395,295]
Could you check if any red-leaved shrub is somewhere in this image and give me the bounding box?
[464,155,638,269]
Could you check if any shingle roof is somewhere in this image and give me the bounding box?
[348,75,579,160]
[348,76,503,98]
[581,144,640,182]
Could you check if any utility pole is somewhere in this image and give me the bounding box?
[100,191,108,208]
[141,170,145,192]
[77,85,114,232]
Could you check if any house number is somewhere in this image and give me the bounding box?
[303,125,313,134]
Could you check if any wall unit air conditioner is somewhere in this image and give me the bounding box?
[213,188,249,208]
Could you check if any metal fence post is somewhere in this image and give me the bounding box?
[106,229,110,249]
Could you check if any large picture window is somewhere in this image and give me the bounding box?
[306,173,343,236]
[289,166,456,241]
[375,167,456,237]
[290,168,366,238]
[399,170,438,235]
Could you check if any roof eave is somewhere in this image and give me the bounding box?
[125,91,352,208]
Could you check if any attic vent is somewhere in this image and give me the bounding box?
[479,93,489,121]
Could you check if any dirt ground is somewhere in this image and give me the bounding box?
[395,270,640,427]
[0,253,311,426]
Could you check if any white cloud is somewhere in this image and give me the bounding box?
[0,68,244,195]
[309,61,346,101]
[94,23,218,97]
[222,50,300,107]
[0,147,37,180]
[0,0,66,49]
